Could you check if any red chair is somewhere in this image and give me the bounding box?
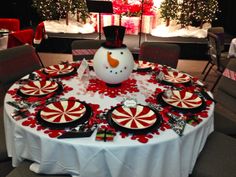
[0,18,20,32]
[0,18,34,49]
[7,29,34,48]
[139,42,181,69]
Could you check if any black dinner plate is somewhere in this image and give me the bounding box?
[157,70,192,86]
[160,79,192,87]
[42,67,77,78]
[156,92,206,114]
[17,81,63,98]
[134,67,153,72]
[133,61,154,72]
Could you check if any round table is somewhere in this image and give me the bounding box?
[4,62,214,177]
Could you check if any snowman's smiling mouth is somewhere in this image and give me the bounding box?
[105,66,128,75]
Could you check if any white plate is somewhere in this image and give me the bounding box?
[44,64,74,76]
[134,60,153,70]
[40,101,86,124]
[162,90,202,109]
[20,80,58,96]
[163,70,191,84]
[111,105,157,130]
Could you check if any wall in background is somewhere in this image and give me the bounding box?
[213,0,236,35]
[0,0,41,28]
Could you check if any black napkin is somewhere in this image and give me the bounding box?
[57,124,97,139]
[57,130,95,139]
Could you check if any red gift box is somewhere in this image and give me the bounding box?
[121,16,140,35]
[141,15,154,34]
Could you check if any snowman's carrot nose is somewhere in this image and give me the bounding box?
[107,52,119,68]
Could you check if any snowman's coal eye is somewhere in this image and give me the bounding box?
[106,66,108,69]
[109,52,112,54]
[124,66,127,70]
[120,52,123,55]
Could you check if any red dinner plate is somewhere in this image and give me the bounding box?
[163,70,191,84]
[110,105,159,130]
[40,100,86,124]
[44,64,74,76]
[19,80,59,96]
[136,60,153,69]
[162,90,202,109]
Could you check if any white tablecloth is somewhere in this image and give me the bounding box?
[4,65,214,177]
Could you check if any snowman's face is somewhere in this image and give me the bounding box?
[93,47,134,84]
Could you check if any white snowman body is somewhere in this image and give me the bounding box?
[93,46,134,84]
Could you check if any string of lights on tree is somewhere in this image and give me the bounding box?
[32,0,90,24]
[160,0,220,28]
[159,0,178,26]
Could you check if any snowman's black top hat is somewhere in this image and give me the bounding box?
[102,25,127,49]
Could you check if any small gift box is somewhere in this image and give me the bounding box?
[184,114,202,127]
[102,14,120,27]
[96,128,115,142]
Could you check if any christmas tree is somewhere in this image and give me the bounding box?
[32,0,90,25]
[159,0,178,26]
[159,0,220,28]
[176,0,193,27]
[193,0,219,28]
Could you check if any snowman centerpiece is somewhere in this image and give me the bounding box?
[93,25,134,87]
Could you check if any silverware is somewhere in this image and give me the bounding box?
[148,103,164,112]
[7,101,22,109]
[166,113,186,136]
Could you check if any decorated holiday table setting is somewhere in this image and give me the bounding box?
[3,58,215,177]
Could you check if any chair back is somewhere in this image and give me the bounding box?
[0,18,20,32]
[71,39,105,61]
[0,45,43,92]
[207,32,227,72]
[7,29,34,48]
[208,27,225,52]
[138,42,180,68]
[215,58,236,114]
